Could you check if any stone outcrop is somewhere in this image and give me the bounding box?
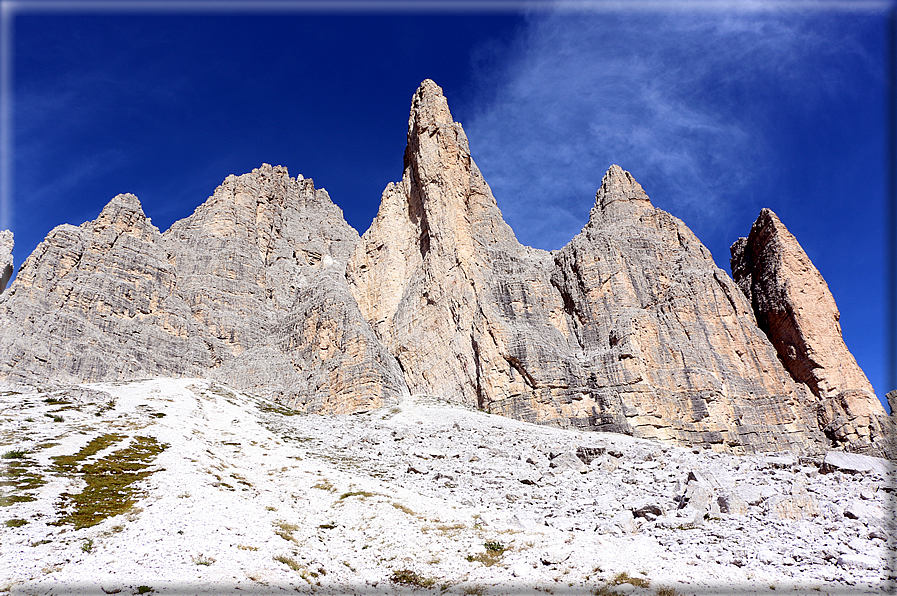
[0,166,406,413]
[0,79,887,457]
[549,167,829,452]
[0,229,12,293]
[347,80,573,414]
[731,209,893,457]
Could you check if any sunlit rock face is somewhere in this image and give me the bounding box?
[347,80,838,455]
[0,167,406,414]
[731,209,894,458]
[0,79,888,457]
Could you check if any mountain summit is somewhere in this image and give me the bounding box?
[0,80,890,458]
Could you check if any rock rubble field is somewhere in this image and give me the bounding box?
[1,379,893,595]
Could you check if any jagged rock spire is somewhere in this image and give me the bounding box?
[592,164,653,220]
[731,208,890,455]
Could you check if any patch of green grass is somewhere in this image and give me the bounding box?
[655,587,679,596]
[0,455,47,507]
[391,502,416,516]
[5,518,28,527]
[466,542,507,567]
[43,396,72,405]
[312,479,335,492]
[462,586,486,596]
[52,435,168,529]
[390,569,436,589]
[318,523,336,529]
[1,450,26,459]
[274,554,303,571]
[81,538,94,553]
[136,586,153,594]
[44,413,64,423]
[52,434,123,473]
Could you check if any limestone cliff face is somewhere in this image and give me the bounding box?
[0,229,13,294]
[347,80,832,454]
[161,165,407,413]
[0,79,886,457]
[347,80,575,410]
[0,166,406,413]
[551,169,828,452]
[0,193,196,382]
[731,209,892,456]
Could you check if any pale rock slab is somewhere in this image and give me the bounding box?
[821,450,895,477]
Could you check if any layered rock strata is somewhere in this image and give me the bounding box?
[347,80,834,454]
[731,209,893,457]
[0,166,406,413]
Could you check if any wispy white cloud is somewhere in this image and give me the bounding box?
[464,7,880,251]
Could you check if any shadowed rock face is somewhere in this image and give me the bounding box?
[731,209,893,457]
[0,166,407,413]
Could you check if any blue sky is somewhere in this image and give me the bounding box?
[3,1,894,410]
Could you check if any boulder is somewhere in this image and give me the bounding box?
[821,451,894,476]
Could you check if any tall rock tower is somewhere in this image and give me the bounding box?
[732,209,891,456]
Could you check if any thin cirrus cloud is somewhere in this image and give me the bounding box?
[464,7,880,253]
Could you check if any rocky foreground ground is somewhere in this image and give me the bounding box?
[0,378,894,595]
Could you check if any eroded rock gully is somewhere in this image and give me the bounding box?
[0,80,891,458]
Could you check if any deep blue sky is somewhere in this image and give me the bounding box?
[4,2,894,411]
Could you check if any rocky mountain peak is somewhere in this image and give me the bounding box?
[408,78,454,132]
[730,208,889,455]
[591,164,653,221]
[1,80,891,459]
[91,193,159,241]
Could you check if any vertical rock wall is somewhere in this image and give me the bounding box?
[731,209,893,457]
[0,229,12,294]
[347,80,839,454]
